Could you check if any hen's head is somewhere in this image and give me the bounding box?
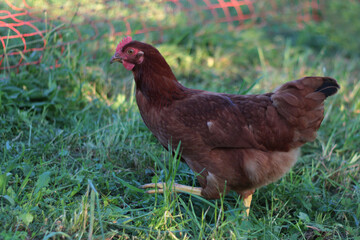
[111,36,154,71]
[111,36,175,81]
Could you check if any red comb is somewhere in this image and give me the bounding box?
[116,36,132,53]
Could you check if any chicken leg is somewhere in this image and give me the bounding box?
[141,182,253,216]
[243,194,252,216]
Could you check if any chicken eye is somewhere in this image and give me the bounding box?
[127,49,134,55]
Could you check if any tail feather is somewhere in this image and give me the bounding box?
[272,76,339,145]
[315,77,340,97]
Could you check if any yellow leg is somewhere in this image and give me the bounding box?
[140,182,202,196]
[243,194,253,216]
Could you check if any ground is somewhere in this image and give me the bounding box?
[0,0,359,239]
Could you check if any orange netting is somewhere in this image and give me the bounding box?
[0,0,322,71]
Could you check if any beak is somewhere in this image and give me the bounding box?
[110,55,123,64]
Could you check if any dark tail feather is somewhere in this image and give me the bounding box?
[315,77,340,98]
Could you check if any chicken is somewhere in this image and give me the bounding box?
[110,36,340,215]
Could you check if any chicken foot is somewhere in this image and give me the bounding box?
[140,182,202,196]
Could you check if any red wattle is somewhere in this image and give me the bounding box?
[122,61,135,71]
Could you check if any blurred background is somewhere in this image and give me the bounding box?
[0,0,359,239]
[1,0,359,97]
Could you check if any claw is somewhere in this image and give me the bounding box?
[140,182,202,196]
[140,182,166,189]
[140,182,166,194]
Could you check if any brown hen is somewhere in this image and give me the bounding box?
[110,36,339,215]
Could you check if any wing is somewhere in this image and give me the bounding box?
[171,91,295,152]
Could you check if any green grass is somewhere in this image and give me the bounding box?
[1,1,360,239]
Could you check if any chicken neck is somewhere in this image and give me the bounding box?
[132,58,189,107]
